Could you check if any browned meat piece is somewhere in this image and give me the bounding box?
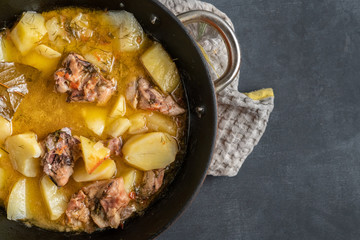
[125,77,185,116]
[125,80,138,109]
[54,53,116,105]
[89,179,130,228]
[120,203,137,220]
[65,190,95,232]
[41,128,80,187]
[105,137,122,157]
[163,95,186,116]
[138,168,165,199]
[65,178,134,232]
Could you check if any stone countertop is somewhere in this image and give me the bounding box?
[159,0,360,239]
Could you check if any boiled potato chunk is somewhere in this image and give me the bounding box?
[80,136,110,174]
[121,169,142,193]
[21,45,61,76]
[0,168,5,189]
[109,95,127,119]
[114,11,144,52]
[82,106,108,136]
[7,178,27,220]
[123,132,178,171]
[5,132,42,177]
[73,159,116,182]
[0,116,12,144]
[117,162,143,193]
[0,34,21,62]
[40,176,68,220]
[105,117,131,138]
[100,11,144,52]
[0,147,6,158]
[10,12,47,55]
[141,43,180,93]
[35,44,62,58]
[128,113,148,134]
[0,35,4,61]
[145,112,177,136]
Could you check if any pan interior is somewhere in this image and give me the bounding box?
[0,0,217,239]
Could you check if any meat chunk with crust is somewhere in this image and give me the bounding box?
[54,53,116,105]
[41,128,80,187]
[65,190,94,232]
[65,178,134,232]
[105,137,122,157]
[125,80,138,109]
[126,77,185,116]
[138,168,165,199]
[86,178,130,228]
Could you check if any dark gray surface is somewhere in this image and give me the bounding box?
[158,0,360,239]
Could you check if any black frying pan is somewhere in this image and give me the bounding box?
[0,0,240,239]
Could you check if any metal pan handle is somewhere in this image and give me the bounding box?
[177,10,241,93]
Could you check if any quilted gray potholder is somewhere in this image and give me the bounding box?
[159,0,275,176]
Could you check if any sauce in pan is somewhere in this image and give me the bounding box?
[0,7,186,232]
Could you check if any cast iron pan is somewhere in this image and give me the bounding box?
[0,0,240,239]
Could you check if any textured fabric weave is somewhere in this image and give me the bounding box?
[159,0,275,176]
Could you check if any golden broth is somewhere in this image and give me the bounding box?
[0,7,186,231]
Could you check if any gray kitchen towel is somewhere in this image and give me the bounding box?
[159,0,275,176]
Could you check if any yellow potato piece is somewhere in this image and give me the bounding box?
[0,147,8,159]
[21,45,61,76]
[80,136,110,174]
[7,178,27,220]
[35,44,62,58]
[0,116,12,144]
[40,176,68,220]
[117,162,143,193]
[123,132,178,171]
[0,147,6,158]
[0,34,21,62]
[100,11,144,52]
[10,12,47,55]
[5,132,42,177]
[0,168,5,189]
[128,113,148,134]
[73,159,116,182]
[0,36,4,61]
[82,106,108,136]
[140,43,180,93]
[109,95,127,119]
[145,112,177,136]
[105,117,131,138]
